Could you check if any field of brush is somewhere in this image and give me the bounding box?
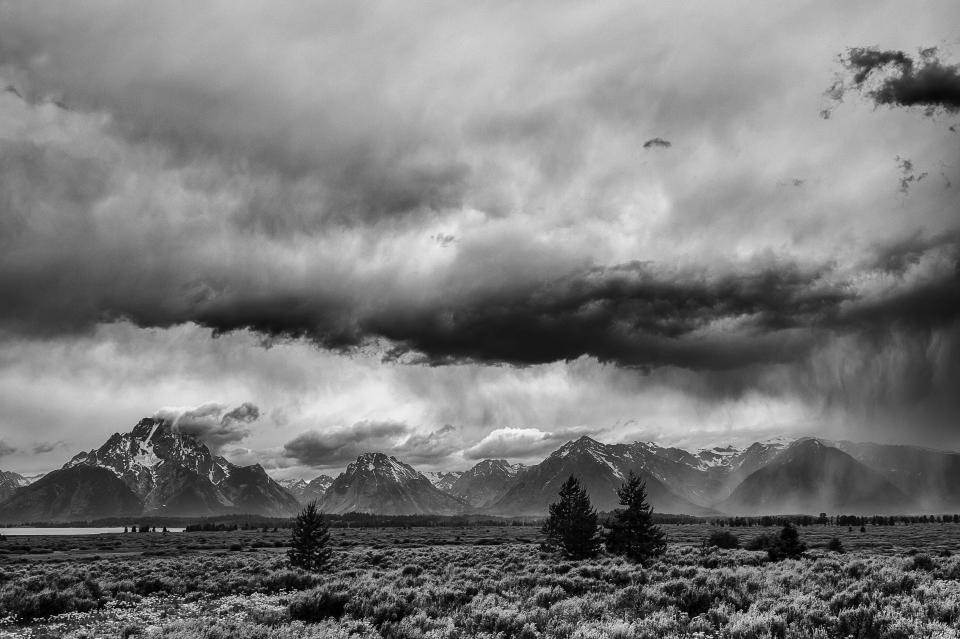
[2,523,960,638]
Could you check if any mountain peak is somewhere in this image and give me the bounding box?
[323,452,467,515]
[130,416,170,440]
[554,435,603,457]
[345,452,422,483]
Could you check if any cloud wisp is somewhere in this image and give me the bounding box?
[154,402,260,452]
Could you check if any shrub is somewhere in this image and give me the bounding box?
[288,583,351,622]
[400,564,422,577]
[827,537,845,553]
[261,569,321,592]
[707,530,740,550]
[745,533,775,551]
[766,525,806,561]
[910,554,934,571]
[0,584,100,622]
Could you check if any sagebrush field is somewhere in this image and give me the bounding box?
[2,523,960,638]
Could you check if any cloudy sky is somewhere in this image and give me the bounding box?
[0,1,958,478]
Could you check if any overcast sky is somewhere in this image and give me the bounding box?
[0,1,958,478]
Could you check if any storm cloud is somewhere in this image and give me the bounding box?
[0,0,959,475]
[830,46,960,115]
[0,441,16,459]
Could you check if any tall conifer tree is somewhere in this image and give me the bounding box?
[605,471,666,563]
[542,475,602,559]
[288,500,333,572]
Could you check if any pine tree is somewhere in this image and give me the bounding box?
[541,475,602,559]
[288,500,333,572]
[605,471,666,563]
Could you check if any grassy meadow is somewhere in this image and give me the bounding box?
[2,523,960,638]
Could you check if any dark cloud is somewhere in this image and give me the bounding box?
[0,24,472,229]
[372,261,851,369]
[847,231,960,330]
[155,402,259,452]
[392,424,461,465]
[283,420,410,467]
[642,137,672,149]
[0,440,16,458]
[31,441,64,454]
[830,46,960,115]
[896,156,928,194]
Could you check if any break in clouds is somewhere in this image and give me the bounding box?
[0,1,958,474]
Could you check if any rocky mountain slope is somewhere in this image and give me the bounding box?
[0,470,30,504]
[831,440,960,511]
[279,475,334,505]
[719,439,913,514]
[424,471,464,493]
[449,459,525,507]
[0,466,142,523]
[320,453,468,515]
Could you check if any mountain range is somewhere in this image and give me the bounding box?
[2,417,959,522]
[279,475,334,505]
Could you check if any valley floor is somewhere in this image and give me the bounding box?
[2,524,960,638]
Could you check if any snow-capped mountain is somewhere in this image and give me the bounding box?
[320,453,468,515]
[449,459,525,507]
[424,471,464,493]
[64,417,299,517]
[490,436,716,516]
[280,474,334,505]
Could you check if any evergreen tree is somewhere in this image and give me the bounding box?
[605,471,666,562]
[541,475,602,559]
[288,500,333,572]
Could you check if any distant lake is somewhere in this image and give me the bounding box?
[1,527,185,536]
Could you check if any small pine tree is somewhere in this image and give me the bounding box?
[541,475,602,559]
[605,471,666,562]
[288,500,333,572]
